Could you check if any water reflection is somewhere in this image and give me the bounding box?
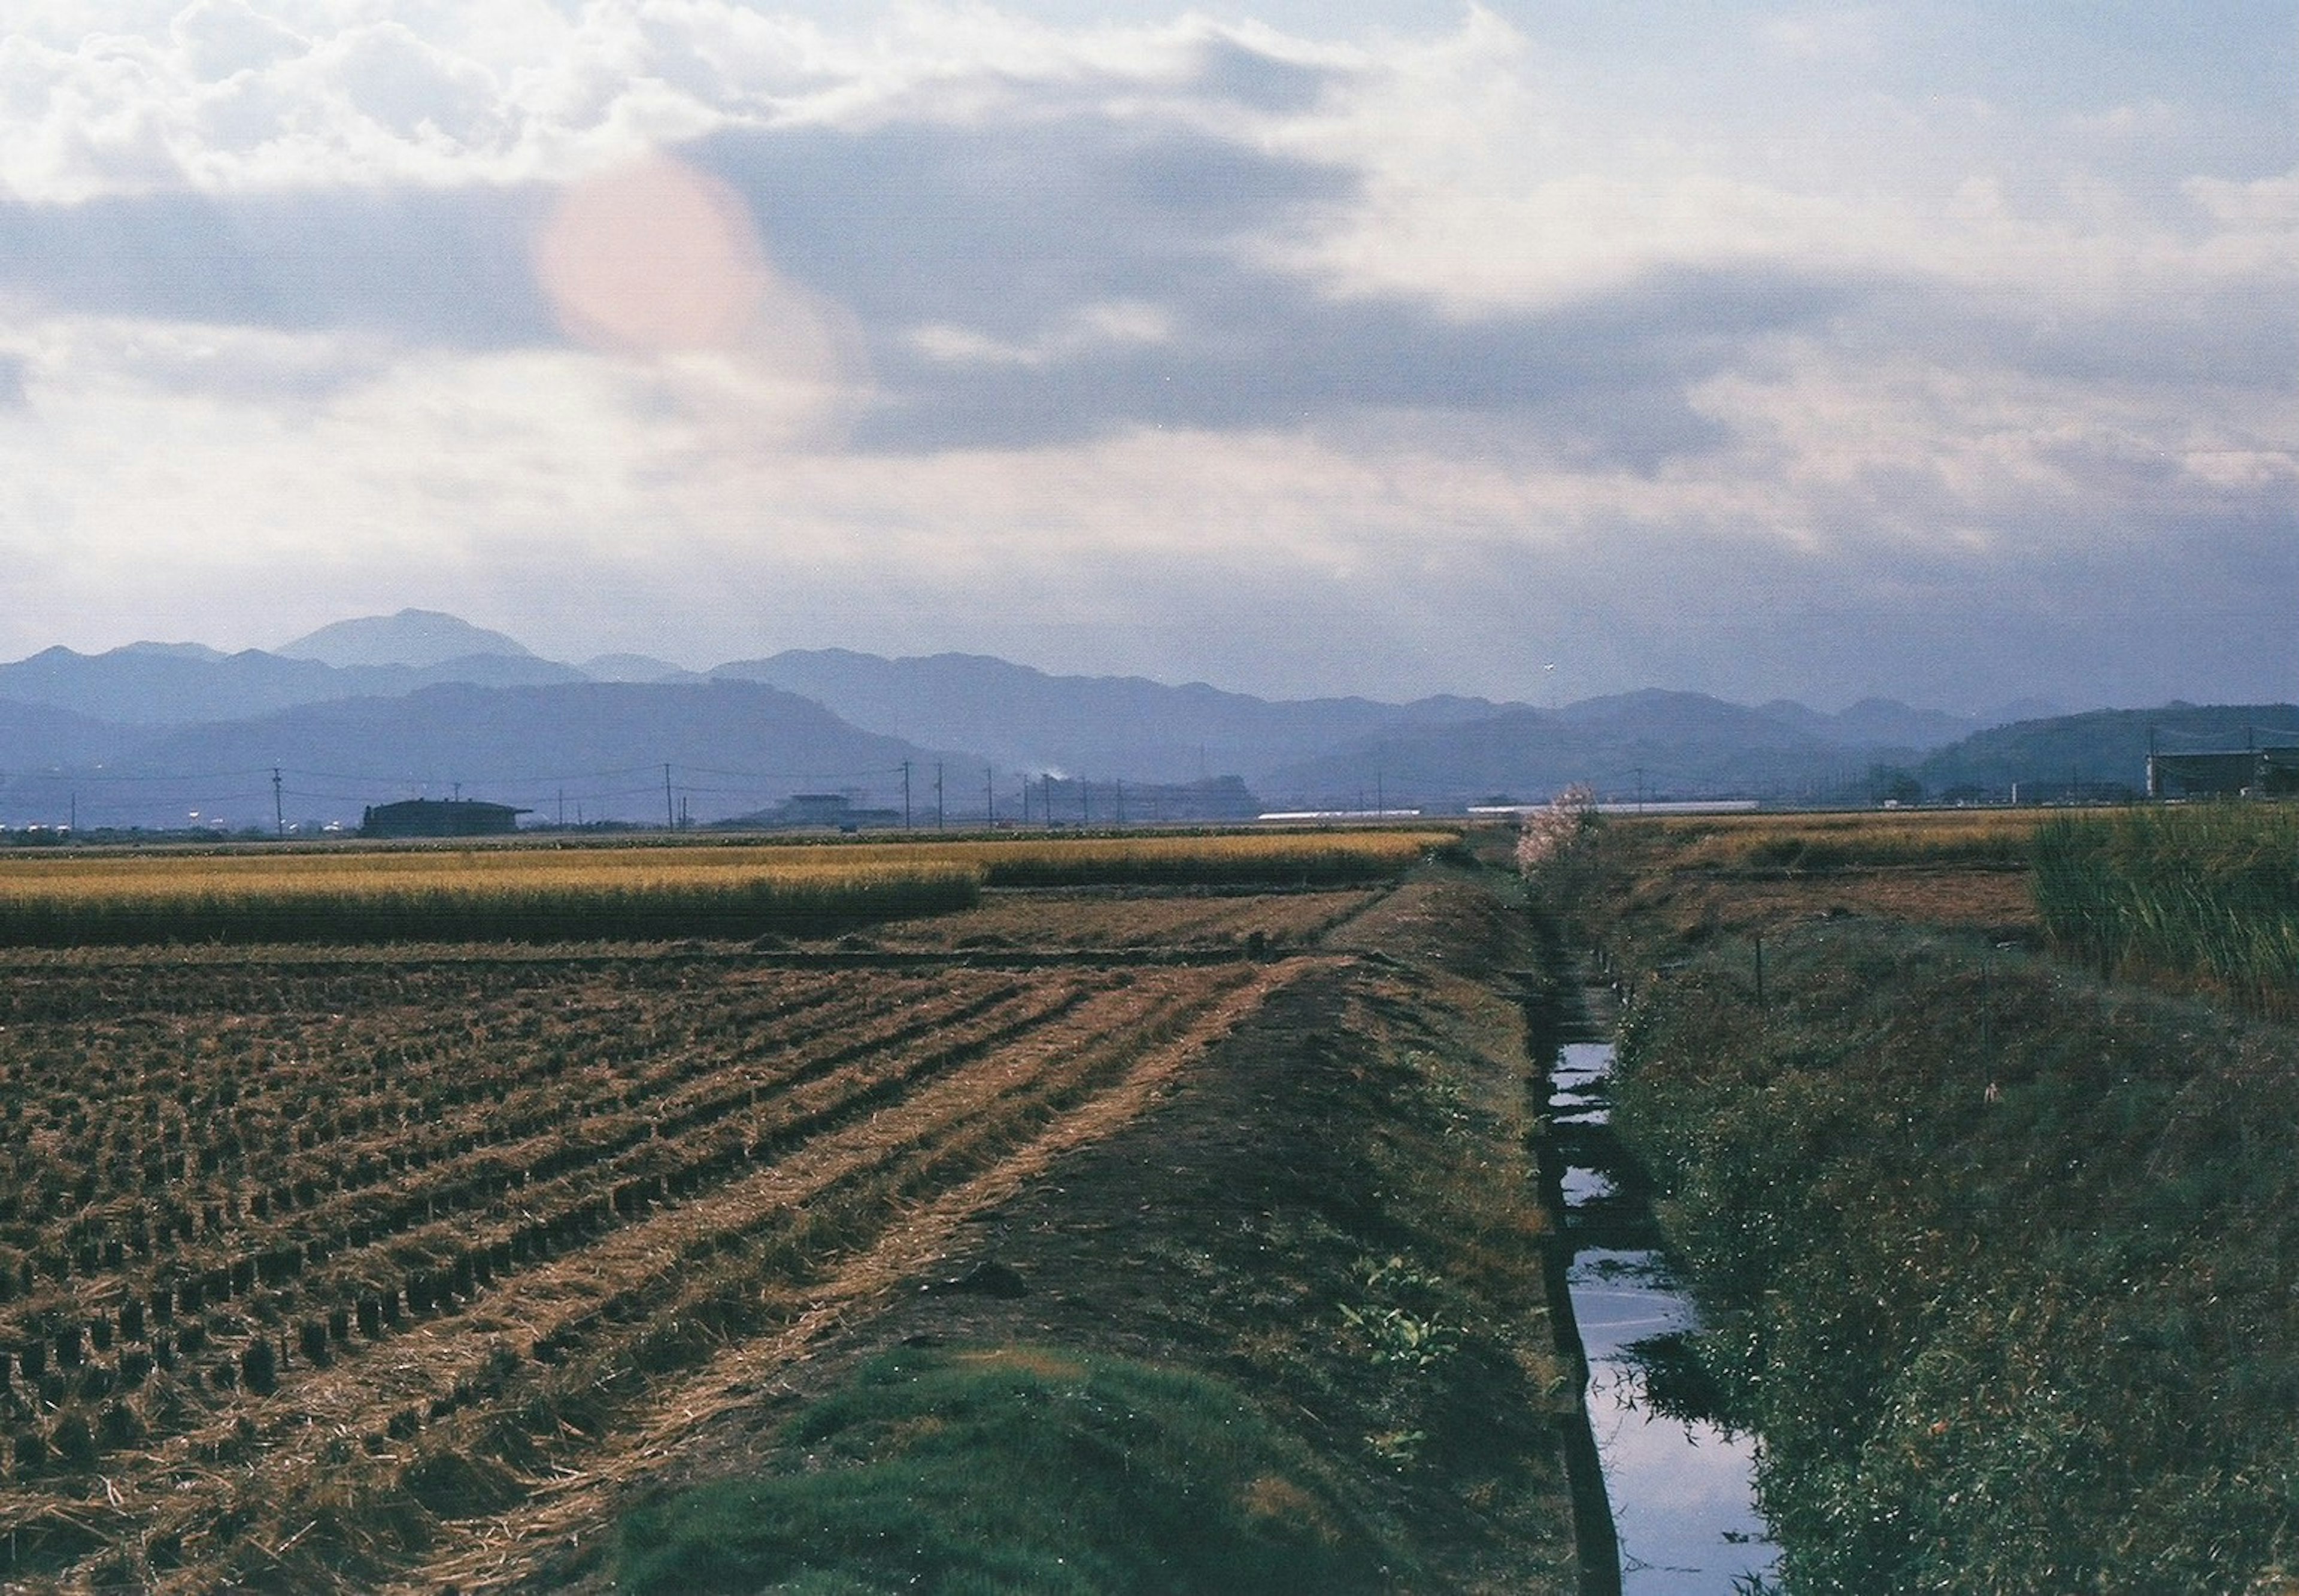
[1555,1045,1775,1594]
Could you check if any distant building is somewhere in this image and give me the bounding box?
[360,799,529,838]
[2146,748,2299,799]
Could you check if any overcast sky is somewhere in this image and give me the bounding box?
[0,2,2290,712]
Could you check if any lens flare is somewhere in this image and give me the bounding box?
[533,152,862,442]
[535,154,771,354]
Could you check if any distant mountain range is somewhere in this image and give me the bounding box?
[0,608,2265,832]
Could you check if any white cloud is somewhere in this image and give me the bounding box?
[0,3,2287,709]
[171,0,308,80]
[908,299,1174,366]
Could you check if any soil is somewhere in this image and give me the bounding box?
[0,864,1582,1593]
[437,871,1582,1594]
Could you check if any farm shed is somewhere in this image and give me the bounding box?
[359,798,529,838]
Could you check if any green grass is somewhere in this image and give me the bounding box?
[1608,917,2299,1593]
[615,1345,1387,1595]
[2033,805,2299,1012]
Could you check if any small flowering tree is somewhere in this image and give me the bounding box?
[1515,784,1598,878]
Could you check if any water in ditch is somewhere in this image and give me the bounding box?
[1551,1038,1776,1594]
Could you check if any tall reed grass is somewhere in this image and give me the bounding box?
[1612,915,2299,1591]
[2033,804,2299,1013]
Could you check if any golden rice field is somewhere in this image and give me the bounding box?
[0,830,1451,946]
[1636,807,2052,870]
[0,832,1534,1592]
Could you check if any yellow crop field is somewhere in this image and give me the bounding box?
[855,827,1451,885]
[0,828,1448,946]
[1635,808,2051,870]
[0,848,982,946]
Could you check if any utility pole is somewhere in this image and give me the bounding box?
[985,766,994,825]
[1082,779,1090,826]
[664,764,675,830]
[935,763,945,830]
[1044,772,1054,829]
[1115,780,1125,827]
[272,766,284,837]
[558,787,566,827]
[902,761,912,829]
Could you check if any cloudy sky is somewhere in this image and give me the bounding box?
[0,2,2291,712]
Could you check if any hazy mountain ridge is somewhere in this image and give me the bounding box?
[0,695,120,768]
[714,648,1513,785]
[1266,696,1910,809]
[277,609,537,668]
[0,644,587,726]
[1756,695,1980,750]
[1,681,952,832]
[0,612,2237,830]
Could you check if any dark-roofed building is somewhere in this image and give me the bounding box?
[359,798,529,838]
[2146,748,2299,799]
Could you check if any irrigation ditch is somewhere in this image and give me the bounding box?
[1522,938,1775,1596]
[1524,803,2299,1591]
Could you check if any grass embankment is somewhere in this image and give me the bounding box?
[1548,815,2299,1592]
[2035,804,2299,1014]
[0,830,1444,946]
[620,1346,1385,1595]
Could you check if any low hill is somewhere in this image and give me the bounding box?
[1266,691,1911,809]
[0,695,123,769]
[1917,703,2299,799]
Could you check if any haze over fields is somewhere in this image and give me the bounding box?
[0,5,2290,716]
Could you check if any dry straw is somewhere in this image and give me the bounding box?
[0,831,1442,946]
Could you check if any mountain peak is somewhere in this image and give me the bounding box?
[118,641,229,663]
[277,609,536,669]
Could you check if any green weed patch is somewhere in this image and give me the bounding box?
[615,1345,1388,1595]
[2034,805,2299,1013]
[1610,918,2299,1592]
